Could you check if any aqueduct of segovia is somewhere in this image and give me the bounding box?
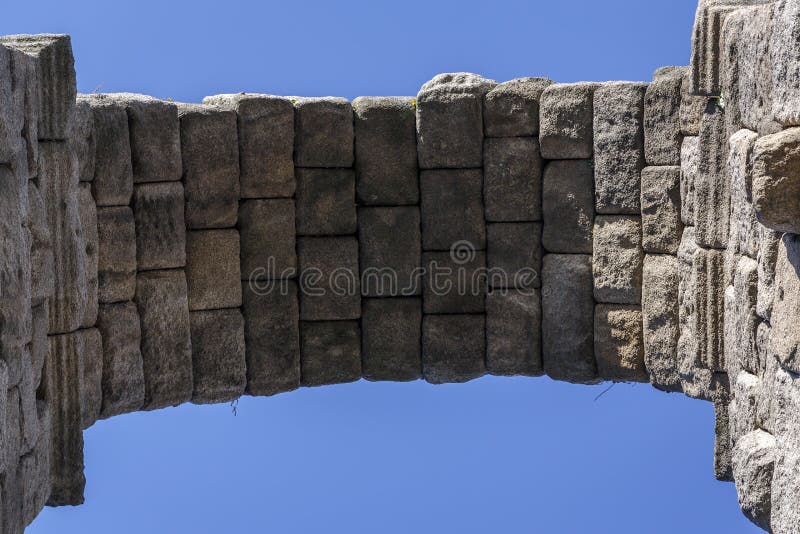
[2,0,800,531]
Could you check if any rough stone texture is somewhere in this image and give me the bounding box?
[542,160,594,254]
[132,182,186,271]
[420,169,485,251]
[770,234,800,375]
[731,371,760,443]
[728,129,760,260]
[358,207,421,297]
[483,77,553,137]
[542,254,596,384]
[752,128,800,235]
[238,199,296,281]
[680,136,700,226]
[771,0,800,126]
[592,216,643,304]
[757,225,781,321]
[416,73,496,169]
[361,297,422,382]
[242,281,300,396]
[96,206,136,304]
[96,302,144,418]
[422,314,485,384]
[594,304,647,382]
[300,321,361,387]
[643,254,682,392]
[695,103,729,248]
[135,271,193,411]
[483,137,542,222]
[20,400,50,526]
[680,70,707,136]
[422,251,486,314]
[640,166,682,254]
[771,367,800,533]
[539,83,598,159]
[727,257,759,376]
[487,222,542,289]
[78,328,102,430]
[295,168,356,236]
[294,97,353,168]
[72,97,95,181]
[178,103,240,229]
[203,93,294,198]
[190,309,246,404]
[30,305,48,392]
[1,45,38,176]
[484,289,541,377]
[84,95,133,206]
[644,66,684,166]
[28,180,54,306]
[593,82,647,214]
[78,184,98,328]
[689,1,745,96]
[353,96,418,206]
[185,229,242,311]
[297,236,360,321]
[714,382,734,481]
[694,247,726,372]
[732,429,776,531]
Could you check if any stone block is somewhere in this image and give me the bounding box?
[486,289,542,377]
[297,236,360,320]
[85,95,133,206]
[295,168,356,236]
[420,169,485,251]
[78,183,98,328]
[592,216,643,304]
[593,82,647,214]
[728,129,760,259]
[770,233,800,374]
[117,93,182,183]
[97,302,144,418]
[732,429,776,531]
[30,304,48,391]
[770,368,800,533]
[483,137,542,222]
[20,400,50,526]
[97,206,136,303]
[689,1,742,96]
[72,97,95,181]
[135,271,193,410]
[416,73,496,168]
[241,281,300,396]
[756,225,781,321]
[28,180,54,306]
[178,103,240,229]
[693,247,726,371]
[541,254,596,384]
[185,229,242,311]
[731,371,760,443]
[203,93,294,198]
[642,254,681,392]
[714,385,733,481]
[594,304,648,383]
[2,385,21,527]
[728,256,759,376]
[0,45,37,173]
[773,0,800,125]
[640,166,682,254]
[644,66,683,166]
[422,250,486,314]
[132,182,187,271]
[483,77,553,137]
[19,351,39,454]
[361,297,422,382]
[300,320,361,387]
[680,70,707,136]
[190,309,246,404]
[422,314,485,384]
[680,136,700,226]
[239,199,296,281]
[4,384,19,474]
[695,103,729,248]
[752,128,800,234]
[78,328,102,430]
[539,83,597,159]
[294,97,353,167]
[359,207,421,297]
[541,160,594,254]
[353,96,418,205]
[487,222,542,289]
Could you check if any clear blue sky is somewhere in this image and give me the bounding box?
[6,0,761,532]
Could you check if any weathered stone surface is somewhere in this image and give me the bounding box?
[420,169,485,251]
[361,297,422,382]
[72,97,95,181]
[203,93,294,198]
[542,160,594,254]
[542,254,596,384]
[295,168,356,236]
[178,103,240,229]
[486,289,541,377]
[78,328,102,430]
[771,366,800,533]
[771,0,800,126]
[97,302,144,418]
[190,309,246,404]
[2,385,22,529]
[422,314,485,384]
[680,136,700,226]
[239,199,296,281]
[30,304,48,391]
[643,254,681,392]
[752,128,800,234]
[185,229,242,311]
[483,137,542,222]
[242,281,300,396]
[0,45,38,175]
[731,371,760,443]
[756,322,777,433]
[593,82,647,214]
[297,236,360,320]
[732,429,776,531]
[728,130,760,261]
[300,320,361,387]
[594,304,647,383]
[487,222,542,289]
[20,400,50,526]
[592,216,643,304]
[97,206,136,303]
[353,96,418,205]
[132,182,186,271]
[78,183,98,328]
[680,70,707,136]
[640,166,682,254]
[294,97,353,168]
[694,247,726,372]
[84,95,133,206]
[483,77,553,137]
[644,66,683,166]
[757,225,781,321]
[19,350,39,454]
[358,207,421,297]
[416,73,496,169]
[539,83,598,159]
[135,271,193,411]
[422,251,486,314]
[769,233,800,374]
[695,103,729,248]
[714,380,733,481]
[728,257,759,376]
[28,180,54,306]
[689,1,744,96]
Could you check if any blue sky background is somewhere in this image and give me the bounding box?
[4,0,762,532]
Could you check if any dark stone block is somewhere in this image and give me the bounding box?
[295,168,356,236]
[300,321,361,386]
[97,206,136,303]
[483,137,542,222]
[542,160,594,253]
[420,169,485,251]
[294,97,353,168]
[297,236,360,320]
[239,199,296,281]
[132,182,187,271]
[487,222,542,289]
[422,251,486,314]
[190,309,246,404]
[85,96,133,206]
[422,314,486,384]
[185,229,242,311]
[486,289,542,376]
[97,302,144,418]
[483,77,553,137]
[358,206,421,297]
[120,93,182,183]
[361,297,422,382]
[539,83,598,159]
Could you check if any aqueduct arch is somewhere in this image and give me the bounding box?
[1,0,800,531]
